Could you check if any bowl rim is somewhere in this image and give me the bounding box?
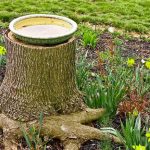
[9,14,78,39]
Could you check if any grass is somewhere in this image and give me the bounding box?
[0,0,150,33]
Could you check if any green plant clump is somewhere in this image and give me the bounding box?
[21,113,47,150]
[0,0,150,33]
[81,28,98,48]
[0,46,6,66]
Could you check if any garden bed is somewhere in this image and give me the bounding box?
[0,28,150,149]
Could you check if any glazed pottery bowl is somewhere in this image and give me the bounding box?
[9,14,77,45]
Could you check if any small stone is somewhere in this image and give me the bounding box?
[61,125,68,132]
[91,72,96,77]
[141,59,145,64]
[108,27,115,33]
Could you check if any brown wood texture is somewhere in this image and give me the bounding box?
[0,32,85,121]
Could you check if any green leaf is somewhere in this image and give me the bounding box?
[20,125,32,148]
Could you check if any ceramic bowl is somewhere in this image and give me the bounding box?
[9,14,77,45]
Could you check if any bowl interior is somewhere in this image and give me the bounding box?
[13,16,74,39]
[14,17,73,30]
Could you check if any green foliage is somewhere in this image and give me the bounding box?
[84,49,129,119]
[76,52,90,90]
[84,69,128,118]
[114,38,123,46]
[20,113,47,150]
[119,114,149,150]
[82,28,97,48]
[0,46,6,67]
[99,140,112,150]
[0,55,6,67]
[0,11,19,22]
[131,66,150,97]
[99,50,111,61]
[0,0,150,33]
[100,114,150,150]
[76,32,150,129]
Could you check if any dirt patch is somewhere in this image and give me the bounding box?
[96,32,150,58]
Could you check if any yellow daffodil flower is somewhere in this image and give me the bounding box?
[132,144,146,150]
[145,61,150,69]
[133,109,138,117]
[146,128,150,142]
[0,46,6,55]
[127,58,135,67]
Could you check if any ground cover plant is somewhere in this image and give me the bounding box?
[0,0,150,33]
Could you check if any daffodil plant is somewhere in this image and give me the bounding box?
[127,58,135,67]
[132,144,146,150]
[146,129,150,142]
[130,115,150,150]
[0,46,6,66]
[145,61,150,69]
[126,57,150,71]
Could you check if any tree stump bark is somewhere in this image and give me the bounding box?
[0,31,85,121]
[0,31,122,150]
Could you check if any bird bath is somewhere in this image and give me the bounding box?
[9,14,77,45]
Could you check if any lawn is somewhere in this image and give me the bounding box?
[0,0,150,33]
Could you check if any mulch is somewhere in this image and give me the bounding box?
[96,32,150,59]
[0,29,150,150]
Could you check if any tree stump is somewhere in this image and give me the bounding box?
[0,31,85,121]
[0,31,122,150]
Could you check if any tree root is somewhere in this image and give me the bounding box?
[0,108,122,150]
